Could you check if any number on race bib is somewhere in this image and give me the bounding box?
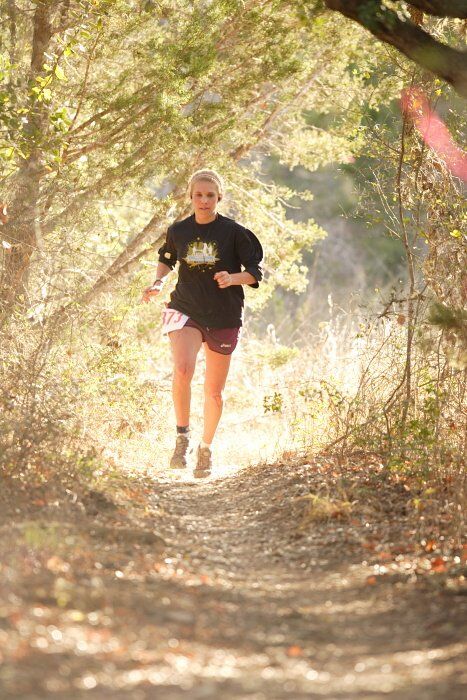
[161,308,189,334]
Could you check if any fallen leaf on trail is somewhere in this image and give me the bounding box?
[8,611,23,625]
[391,544,414,555]
[362,542,376,551]
[431,557,447,573]
[287,645,303,657]
[424,540,437,552]
[47,556,68,573]
[366,575,377,585]
[11,640,30,661]
[377,551,392,562]
[69,610,85,622]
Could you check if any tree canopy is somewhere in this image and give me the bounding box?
[1,0,398,322]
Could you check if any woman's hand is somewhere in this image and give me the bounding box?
[214,271,232,288]
[141,281,163,303]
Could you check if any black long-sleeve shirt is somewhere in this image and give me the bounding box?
[157,213,263,328]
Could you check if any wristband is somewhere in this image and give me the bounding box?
[148,279,164,292]
[152,278,164,287]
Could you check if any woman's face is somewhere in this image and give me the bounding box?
[191,179,221,218]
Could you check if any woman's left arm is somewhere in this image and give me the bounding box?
[214,271,256,288]
[233,225,263,288]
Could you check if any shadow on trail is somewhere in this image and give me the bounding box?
[0,460,465,699]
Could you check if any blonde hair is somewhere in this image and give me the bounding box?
[188,169,224,199]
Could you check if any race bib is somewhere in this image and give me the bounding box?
[161,307,189,334]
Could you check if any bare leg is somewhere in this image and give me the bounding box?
[169,327,203,427]
[203,346,232,444]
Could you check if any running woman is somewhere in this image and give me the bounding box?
[142,169,263,478]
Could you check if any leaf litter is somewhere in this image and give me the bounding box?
[0,452,465,698]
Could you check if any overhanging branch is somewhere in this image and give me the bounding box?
[408,1,467,18]
[324,0,467,97]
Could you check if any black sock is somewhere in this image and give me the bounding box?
[177,425,190,434]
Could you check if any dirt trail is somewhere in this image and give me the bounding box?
[1,459,466,699]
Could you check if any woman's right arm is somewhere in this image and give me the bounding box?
[142,226,178,303]
[141,262,172,303]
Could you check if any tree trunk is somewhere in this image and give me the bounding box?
[0,159,43,314]
[0,1,53,317]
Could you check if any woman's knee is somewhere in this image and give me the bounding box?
[204,386,224,407]
[173,362,195,382]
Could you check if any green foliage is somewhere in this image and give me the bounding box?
[0,0,390,317]
[22,523,61,550]
[428,302,467,369]
[428,302,467,332]
[267,345,300,369]
[263,391,284,414]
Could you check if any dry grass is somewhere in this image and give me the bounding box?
[296,493,353,524]
[0,303,465,541]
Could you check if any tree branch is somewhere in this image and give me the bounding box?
[30,0,53,76]
[45,63,329,323]
[6,0,17,67]
[408,1,467,18]
[324,0,467,97]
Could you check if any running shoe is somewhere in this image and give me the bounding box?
[194,445,212,478]
[170,434,190,469]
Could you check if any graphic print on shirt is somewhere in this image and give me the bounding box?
[183,238,220,268]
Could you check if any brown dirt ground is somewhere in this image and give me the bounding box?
[0,454,466,699]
